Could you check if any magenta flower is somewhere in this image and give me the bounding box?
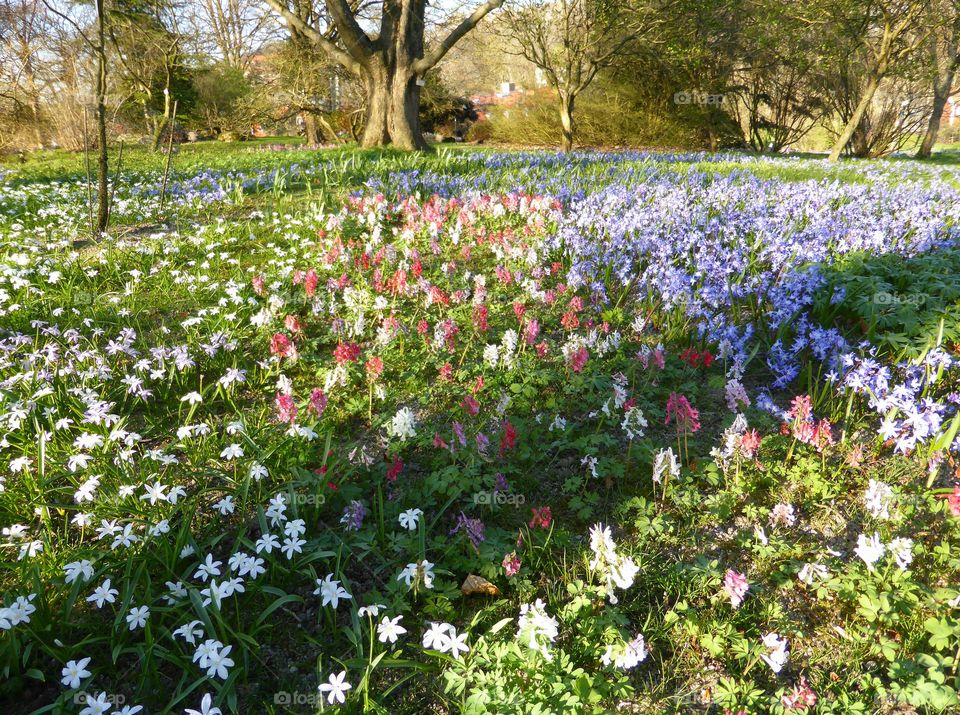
[665,393,700,433]
[274,393,297,425]
[502,551,521,577]
[723,569,749,609]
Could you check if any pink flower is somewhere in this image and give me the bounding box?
[947,486,960,517]
[812,419,834,452]
[365,356,384,381]
[304,268,319,297]
[788,394,813,422]
[251,275,265,295]
[386,455,403,482]
[461,395,480,416]
[284,315,302,333]
[652,349,665,370]
[524,318,540,345]
[502,551,521,577]
[275,393,297,424]
[781,676,817,710]
[723,569,749,609]
[498,420,517,458]
[529,506,552,529]
[793,420,816,444]
[333,342,361,364]
[270,333,297,359]
[568,346,589,373]
[665,393,700,433]
[308,388,327,417]
[738,430,761,458]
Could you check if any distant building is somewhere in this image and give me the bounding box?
[941,96,960,126]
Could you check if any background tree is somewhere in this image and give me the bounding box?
[261,0,505,149]
[109,0,188,149]
[193,0,276,69]
[0,0,53,148]
[726,0,828,152]
[657,0,745,150]
[44,0,111,232]
[916,0,960,158]
[824,0,931,161]
[500,0,639,151]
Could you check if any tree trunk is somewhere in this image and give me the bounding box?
[304,113,320,144]
[318,115,341,144]
[828,72,881,161]
[95,0,109,233]
[360,63,390,148]
[559,93,575,152]
[152,85,173,152]
[266,0,504,151]
[917,67,956,159]
[359,63,428,150]
[388,72,428,150]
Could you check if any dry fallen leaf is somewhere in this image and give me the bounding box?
[461,574,500,597]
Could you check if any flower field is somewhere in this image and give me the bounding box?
[3,145,960,714]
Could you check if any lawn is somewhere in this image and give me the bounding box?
[2,143,960,714]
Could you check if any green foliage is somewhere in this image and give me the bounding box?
[813,248,960,359]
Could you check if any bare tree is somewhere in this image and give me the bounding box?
[826,0,931,161]
[0,0,53,148]
[261,0,505,150]
[44,0,110,233]
[194,0,276,69]
[500,0,640,152]
[916,0,960,158]
[109,0,185,150]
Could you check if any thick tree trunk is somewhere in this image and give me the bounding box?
[360,64,428,150]
[389,72,428,150]
[265,0,504,151]
[828,72,881,161]
[917,69,956,159]
[559,94,575,152]
[304,113,320,144]
[361,63,390,148]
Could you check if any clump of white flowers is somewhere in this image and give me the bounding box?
[620,406,648,440]
[854,532,885,570]
[652,447,679,485]
[864,479,895,519]
[516,598,559,660]
[588,524,639,603]
[387,406,417,441]
[760,632,789,673]
[601,634,648,670]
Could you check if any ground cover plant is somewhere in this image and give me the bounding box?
[2,146,960,714]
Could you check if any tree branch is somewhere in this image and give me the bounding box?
[413,0,504,74]
[263,0,363,74]
[324,0,377,58]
